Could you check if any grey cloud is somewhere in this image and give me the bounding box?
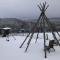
[0,0,60,19]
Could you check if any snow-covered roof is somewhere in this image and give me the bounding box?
[2,27,11,30]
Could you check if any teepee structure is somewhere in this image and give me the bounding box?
[19,2,60,58]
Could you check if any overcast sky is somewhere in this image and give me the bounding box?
[0,0,60,19]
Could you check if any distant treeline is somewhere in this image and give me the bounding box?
[0,18,60,33]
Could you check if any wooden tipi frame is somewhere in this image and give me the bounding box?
[19,2,60,58]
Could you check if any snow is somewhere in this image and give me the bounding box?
[0,32,60,60]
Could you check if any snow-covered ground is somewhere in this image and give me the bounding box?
[0,32,60,60]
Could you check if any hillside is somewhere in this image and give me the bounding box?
[0,18,60,32]
[0,18,29,32]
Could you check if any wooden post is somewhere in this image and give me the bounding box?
[43,14,47,58]
[43,31,47,58]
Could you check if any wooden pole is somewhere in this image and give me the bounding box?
[43,14,47,58]
[20,33,30,48]
[43,31,46,58]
